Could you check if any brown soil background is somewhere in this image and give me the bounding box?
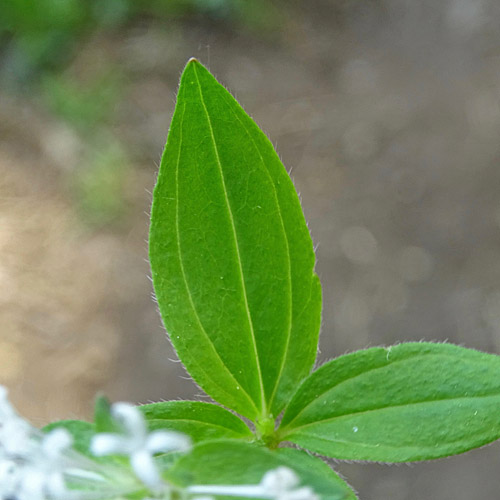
[2,1,500,498]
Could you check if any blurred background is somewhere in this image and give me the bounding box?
[1,0,500,498]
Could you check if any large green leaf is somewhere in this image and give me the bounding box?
[149,59,321,420]
[167,440,354,500]
[279,342,500,462]
[140,401,253,443]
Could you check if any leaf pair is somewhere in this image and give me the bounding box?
[148,59,500,497]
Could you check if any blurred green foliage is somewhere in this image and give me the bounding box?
[73,139,132,228]
[41,71,123,133]
[0,0,282,226]
[0,0,281,87]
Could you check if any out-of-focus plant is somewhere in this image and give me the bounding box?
[41,71,123,134]
[72,140,132,228]
[0,0,124,87]
[1,389,325,500]
[0,0,282,89]
[0,0,284,228]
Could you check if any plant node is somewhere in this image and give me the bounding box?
[255,416,280,449]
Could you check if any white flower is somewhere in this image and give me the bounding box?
[91,402,191,492]
[261,467,299,494]
[0,427,74,500]
[17,428,74,500]
[0,386,16,420]
[0,386,34,458]
[260,467,319,500]
[0,387,189,500]
[0,459,20,500]
[0,386,76,500]
[187,466,319,500]
[0,417,34,458]
[0,388,318,500]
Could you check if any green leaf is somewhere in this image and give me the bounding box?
[149,58,320,420]
[279,342,500,462]
[275,448,357,500]
[94,394,120,433]
[43,420,95,457]
[140,401,253,443]
[167,440,354,500]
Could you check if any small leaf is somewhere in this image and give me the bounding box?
[167,440,353,500]
[275,448,357,500]
[43,420,95,457]
[280,342,500,462]
[140,401,253,443]
[149,59,320,419]
[94,394,120,433]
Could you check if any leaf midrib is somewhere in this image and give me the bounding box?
[172,97,258,416]
[282,393,500,436]
[192,63,266,416]
[286,427,494,454]
[281,350,498,429]
[219,93,293,413]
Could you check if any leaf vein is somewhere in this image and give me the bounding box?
[219,96,293,413]
[192,63,266,415]
[282,350,498,428]
[284,393,500,435]
[173,98,258,414]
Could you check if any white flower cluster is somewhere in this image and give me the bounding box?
[91,401,191,493]
[0,386,189,500]
[0,386,79,500]
[0,386,319,500]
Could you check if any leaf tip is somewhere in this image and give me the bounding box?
[183,57,204,79]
